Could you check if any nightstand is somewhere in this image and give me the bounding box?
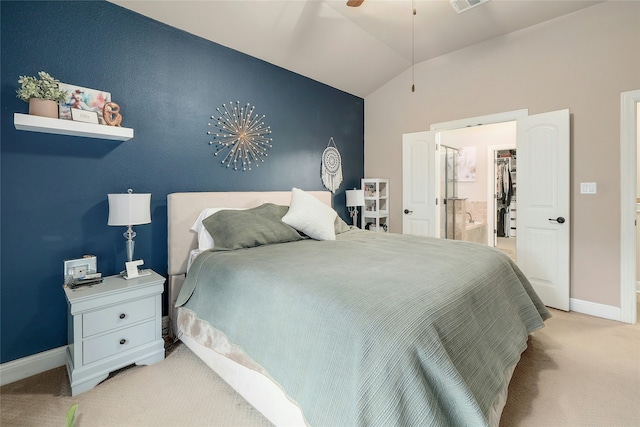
[63,270,165,396]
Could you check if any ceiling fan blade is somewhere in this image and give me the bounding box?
[346,0,364,7]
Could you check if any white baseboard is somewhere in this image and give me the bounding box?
[570,298,621,322]
[0,345,67,386]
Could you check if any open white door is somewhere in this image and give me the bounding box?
[402,131,439,237]
[516,109,570,311]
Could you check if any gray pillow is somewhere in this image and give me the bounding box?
[334,215,352,234]
[203,203,303,251]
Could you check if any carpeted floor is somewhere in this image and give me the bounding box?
[496,237,516,262]
[1,307,639,427]
[499,307,640,426]
[0,342,273,427]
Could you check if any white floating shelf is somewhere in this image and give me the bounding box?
[14,113,134,141]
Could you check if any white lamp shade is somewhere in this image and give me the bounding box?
[346,189,365,207]
[107,192,151,226]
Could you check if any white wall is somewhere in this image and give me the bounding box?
[364,2,640,308]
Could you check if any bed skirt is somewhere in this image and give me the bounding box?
[177,306,518,427]
[177,306,307,426]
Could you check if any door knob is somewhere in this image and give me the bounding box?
[548,217,566,224]
[404,209,413,214]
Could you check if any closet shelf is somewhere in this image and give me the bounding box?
[14,113,134,141]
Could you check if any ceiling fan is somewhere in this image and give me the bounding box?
[346,0,364,7]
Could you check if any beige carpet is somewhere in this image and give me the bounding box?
[2,308,639,427]
[496,237,516,262]
[499,308,640,426]
[0,342,273,427]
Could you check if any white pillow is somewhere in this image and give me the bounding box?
[282,187,337,241]
[190,207,244,250]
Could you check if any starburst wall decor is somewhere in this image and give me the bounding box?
[207,101,273,171]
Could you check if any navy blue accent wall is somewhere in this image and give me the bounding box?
[1,1,364,363]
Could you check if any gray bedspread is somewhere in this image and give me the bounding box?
[176,230,550,427]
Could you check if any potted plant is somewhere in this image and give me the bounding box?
[16,71,68,118]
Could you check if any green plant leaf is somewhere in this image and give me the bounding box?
[66,403,78,427]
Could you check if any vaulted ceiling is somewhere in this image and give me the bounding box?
[109,0,603,97]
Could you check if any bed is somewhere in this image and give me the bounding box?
[167,189,550,427]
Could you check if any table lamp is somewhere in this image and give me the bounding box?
[346,188,365,228]
[108,189,151,279]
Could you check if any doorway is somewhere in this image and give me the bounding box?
[404,108,571,311]
[437,121,518,260]
[620,90,639,324]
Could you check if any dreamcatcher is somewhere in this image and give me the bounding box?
[321,137,343,193]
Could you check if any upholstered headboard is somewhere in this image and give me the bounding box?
[166,191,332,334]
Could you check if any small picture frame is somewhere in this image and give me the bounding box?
[70,108,99,124]
[64,256,97,285]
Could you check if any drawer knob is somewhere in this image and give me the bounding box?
[120,339,126,345]
[119,313,126,319]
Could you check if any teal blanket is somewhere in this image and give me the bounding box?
[177,230,549,427]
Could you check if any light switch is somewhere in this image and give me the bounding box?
[580,182,597,194]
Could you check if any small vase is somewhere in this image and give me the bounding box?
[29,98,58,118]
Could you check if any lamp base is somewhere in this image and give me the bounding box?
[348,207,359,228]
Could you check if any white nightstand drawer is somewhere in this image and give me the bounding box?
[83,320,156,365]
[83,296,156,338]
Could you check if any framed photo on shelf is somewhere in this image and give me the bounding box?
[63,256,97,285]
[70,108,99,124]
[58,83,111,125]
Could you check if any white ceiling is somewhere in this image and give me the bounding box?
[109,0,603,97]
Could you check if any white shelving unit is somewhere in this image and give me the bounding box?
[14,113,134,141]
[361,178,389,232]
[509,157,517,237]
